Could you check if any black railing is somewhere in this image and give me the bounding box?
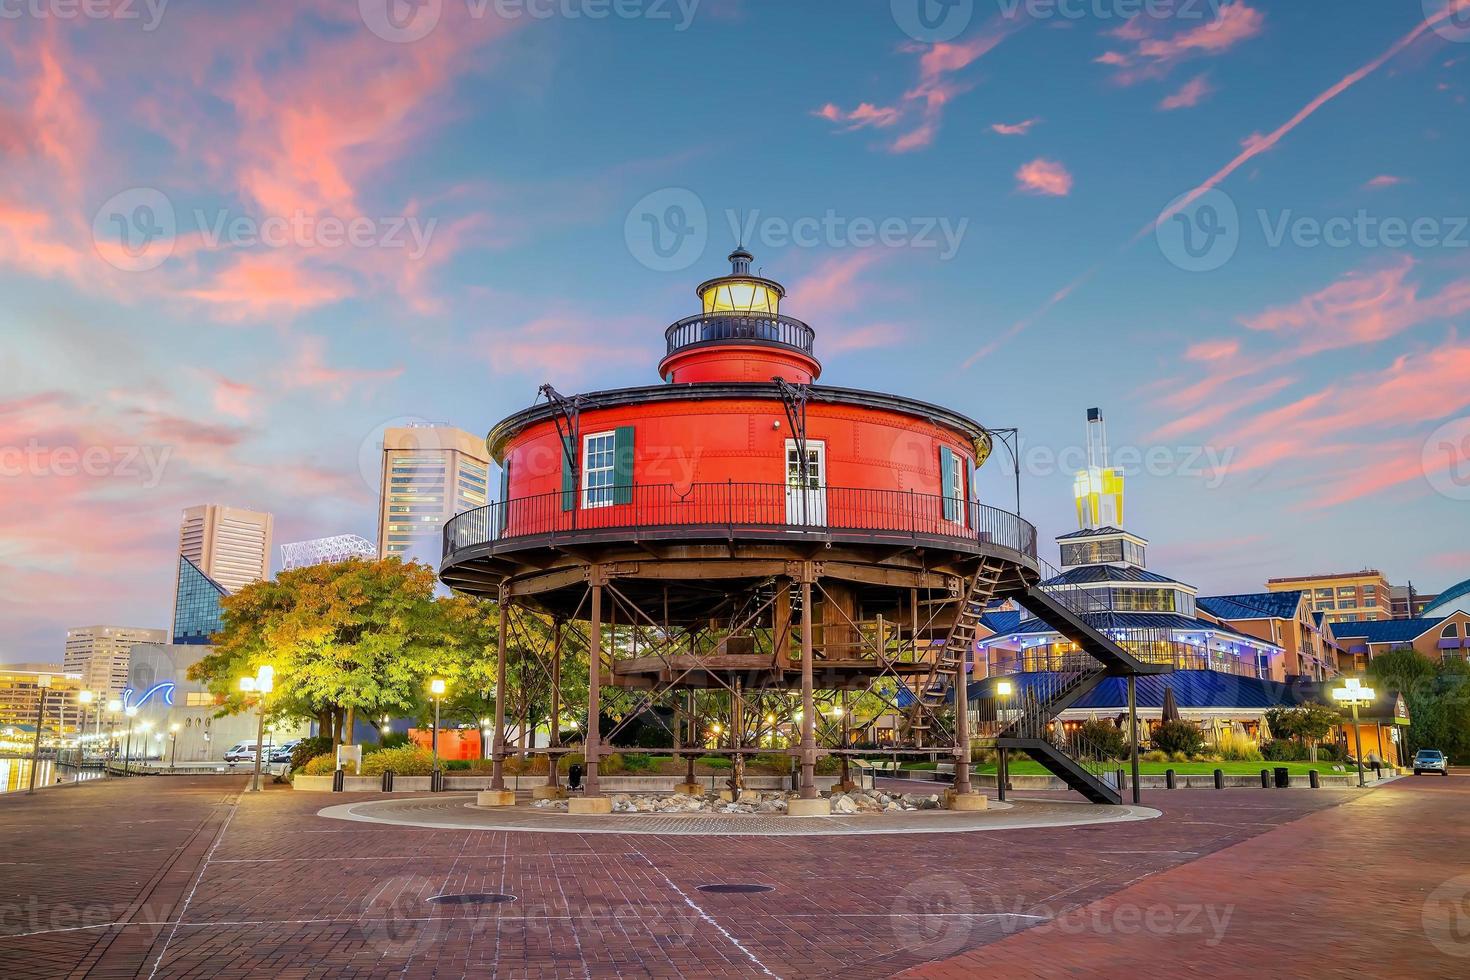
[664,313,816,358]
[443,483,1038,562]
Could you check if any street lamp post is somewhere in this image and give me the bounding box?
[123,705,139,776]
[240,665,275,793]
[1332,678,1376,788]
[25,674,53,795]
[78,690,96,756]
[169,723,181,771]
[429,678,446,773]
[995,680,1013,802]
[106,699,122,765]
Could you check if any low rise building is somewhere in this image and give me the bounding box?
[1266,569,1391,623]
[1196,591,1341,680]
[1330,611,1470,671]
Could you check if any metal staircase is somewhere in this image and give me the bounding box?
[906,557,1010,741]
[992,559,1172,804]
[995,659,1119,803]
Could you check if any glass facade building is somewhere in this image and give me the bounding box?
[172,555,227,645]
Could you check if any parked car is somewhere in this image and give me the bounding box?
[223,742,261,762]
[1413,749,1449,776]
[269,740,300,764]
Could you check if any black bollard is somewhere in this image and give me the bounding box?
[1274,767,1290,788]
[1309,769,1320,789]
[332,768,345,792]
[1260,769,1270,788]
[1165,768,1176,789]
[1116,768,1126,793]
[382,768,394,792]
[1213,768,1224,790]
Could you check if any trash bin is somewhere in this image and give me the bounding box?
[1274,766,1290,788]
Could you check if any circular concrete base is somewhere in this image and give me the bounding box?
[317,794,1161,837]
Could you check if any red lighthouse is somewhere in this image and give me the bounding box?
[442,250,1155,813]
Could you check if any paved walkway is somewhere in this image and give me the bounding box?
[0,774,1459,977]
[901,773,1470,980]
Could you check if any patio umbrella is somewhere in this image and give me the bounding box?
[1161,685,1181,723]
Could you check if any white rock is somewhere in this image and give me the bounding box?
[833,796,857,814]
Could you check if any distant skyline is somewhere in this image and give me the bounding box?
[3,1,1469,662]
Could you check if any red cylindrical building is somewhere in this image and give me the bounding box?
[442,250,1040,810]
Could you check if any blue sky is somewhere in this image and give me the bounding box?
[2,0,1468,662]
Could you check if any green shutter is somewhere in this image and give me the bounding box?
[497,459,510,533]
[561,436,575,512]
[940,446,957,521]
[613,426,635,505]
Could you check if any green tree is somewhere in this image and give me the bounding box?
[191,558,452,748]
[1369,648,1470,761]
[1265,702,1341,761]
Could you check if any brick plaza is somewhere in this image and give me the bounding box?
[1,775,1465,978]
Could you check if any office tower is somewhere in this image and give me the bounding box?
[376,426,490,566]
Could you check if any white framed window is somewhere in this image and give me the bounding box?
[582,431,616,508]
[946,452,965,517]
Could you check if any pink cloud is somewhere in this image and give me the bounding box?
[814,12,1026,153]
[788,253,903,354]
[183,253,353,320]
[1146,325,1470,509]
[1015,158,1073,196]
[200,372,260,422]
[276,336,404,401]
[813,102,901,130]
[1364,174,1406,189]
[1241,258,1470,356]
[1100,3,1265,84]
[477,313,646,380]
[1184,338,1240,362]
[791,252,885,319]
[991,118,1040,135]
[1159,74,1214,110]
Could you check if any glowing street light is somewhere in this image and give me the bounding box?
[1332,678,1377,788]
[169,722,181,771]
[429,678,447,773]
[25,674,52,795]
[240,665,276,792]
[123,705,139,777]
[995,679,1015,802]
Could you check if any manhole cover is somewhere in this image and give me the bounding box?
[695,884,773,894]
[426,893,517,905]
